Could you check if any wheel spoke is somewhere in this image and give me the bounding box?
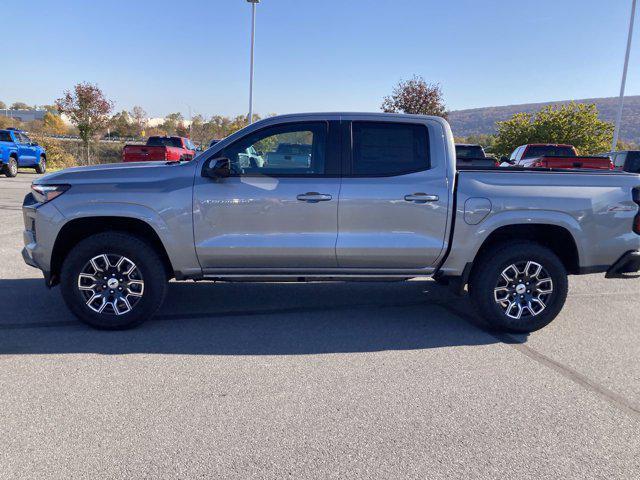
[77,273,97,290]
[114,296,132,315]
[494,286,510,302]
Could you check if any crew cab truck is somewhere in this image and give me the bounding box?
[21,113,640,332]
[121,136,196,162]
[0,129,47,177]
[504,143,612,169]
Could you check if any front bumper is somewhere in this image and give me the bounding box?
[605,251,640,278]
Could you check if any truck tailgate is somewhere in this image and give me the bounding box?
[122,145,168,162]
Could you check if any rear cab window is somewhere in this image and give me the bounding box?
[0,131,12,142]
[523,145,576,158]
[456,145,485,159]
[625,152,640,173]
[350,121,430,176]
[147,137,183,148]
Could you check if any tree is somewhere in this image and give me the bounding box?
[492,103,614,157]
[161,113,184,135]
[0,101,6,110]
[10,102,33,110]
[381,75,447,118]
[55,83,113,163]
[492,113,535,157]
[130,106,147,136]
[42,111,68,135]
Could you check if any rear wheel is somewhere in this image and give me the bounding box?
[60,232,168,329]
[469,242,568,332]
[4,157,18,177]
[35,156,46,174]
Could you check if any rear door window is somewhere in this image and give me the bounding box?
[351,122,430,176]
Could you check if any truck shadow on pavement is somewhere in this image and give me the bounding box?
[0,279,528,355]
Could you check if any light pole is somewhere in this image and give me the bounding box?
[247,0,260,124]
[612,0,637,151]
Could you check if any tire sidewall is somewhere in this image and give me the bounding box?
[471,244,568,333]
[61,233,167,329]
[37,156,46,174]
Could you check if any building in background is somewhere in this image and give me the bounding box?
[0,109,46,122]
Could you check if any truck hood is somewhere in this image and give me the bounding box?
[33,161,196,185]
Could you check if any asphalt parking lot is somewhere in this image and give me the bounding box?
[1,173,639,479]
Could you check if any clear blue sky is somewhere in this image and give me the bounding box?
[4,0,638,118]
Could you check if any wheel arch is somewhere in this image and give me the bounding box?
[473,223,580,275]
[50,216,174,286]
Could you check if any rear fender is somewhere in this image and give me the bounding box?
[439,209,584,276]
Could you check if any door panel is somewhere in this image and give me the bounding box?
[336,120,449,269]
[194,177,340,269]
[337,171,448,268]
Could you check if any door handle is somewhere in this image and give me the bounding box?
[404,193,439,203]
[297,192,333,203]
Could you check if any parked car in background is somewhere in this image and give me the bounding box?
[0,128,47,177]
[455,144,497,167]
[265,143,312,168]
[122,136,196,163]
[600,150,640,173]
[503,143,612,170]
[22,113,640,333]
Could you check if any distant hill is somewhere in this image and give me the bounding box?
[448,95,640,144]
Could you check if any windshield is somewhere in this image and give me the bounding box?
[524,145,575,158]
[456,145,485,159]
[147,137,182,148]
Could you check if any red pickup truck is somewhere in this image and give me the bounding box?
[122,136,196,163]
[503,144,613,170]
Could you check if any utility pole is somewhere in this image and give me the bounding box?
[247,0,260,124]
[613,0,637,151]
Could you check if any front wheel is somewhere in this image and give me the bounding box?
[4,157,18,177]
[60,232,168,329]
[469,242,568,333]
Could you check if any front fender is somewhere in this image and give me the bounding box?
[56,202,201,278]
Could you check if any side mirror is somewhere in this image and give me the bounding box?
[204,157,231,179]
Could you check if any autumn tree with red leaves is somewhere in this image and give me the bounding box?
[381,75,447,119]
[56,82,113,163]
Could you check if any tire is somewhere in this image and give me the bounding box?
[35,156,46,174]
[60,232,168,329]
[4,157,18,177]
[468,241,568,333]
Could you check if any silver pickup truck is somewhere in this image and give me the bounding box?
[21,113,640,332]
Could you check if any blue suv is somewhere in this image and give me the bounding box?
[0,128,47,177]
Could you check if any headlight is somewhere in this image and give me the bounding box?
[31,184,70,204]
